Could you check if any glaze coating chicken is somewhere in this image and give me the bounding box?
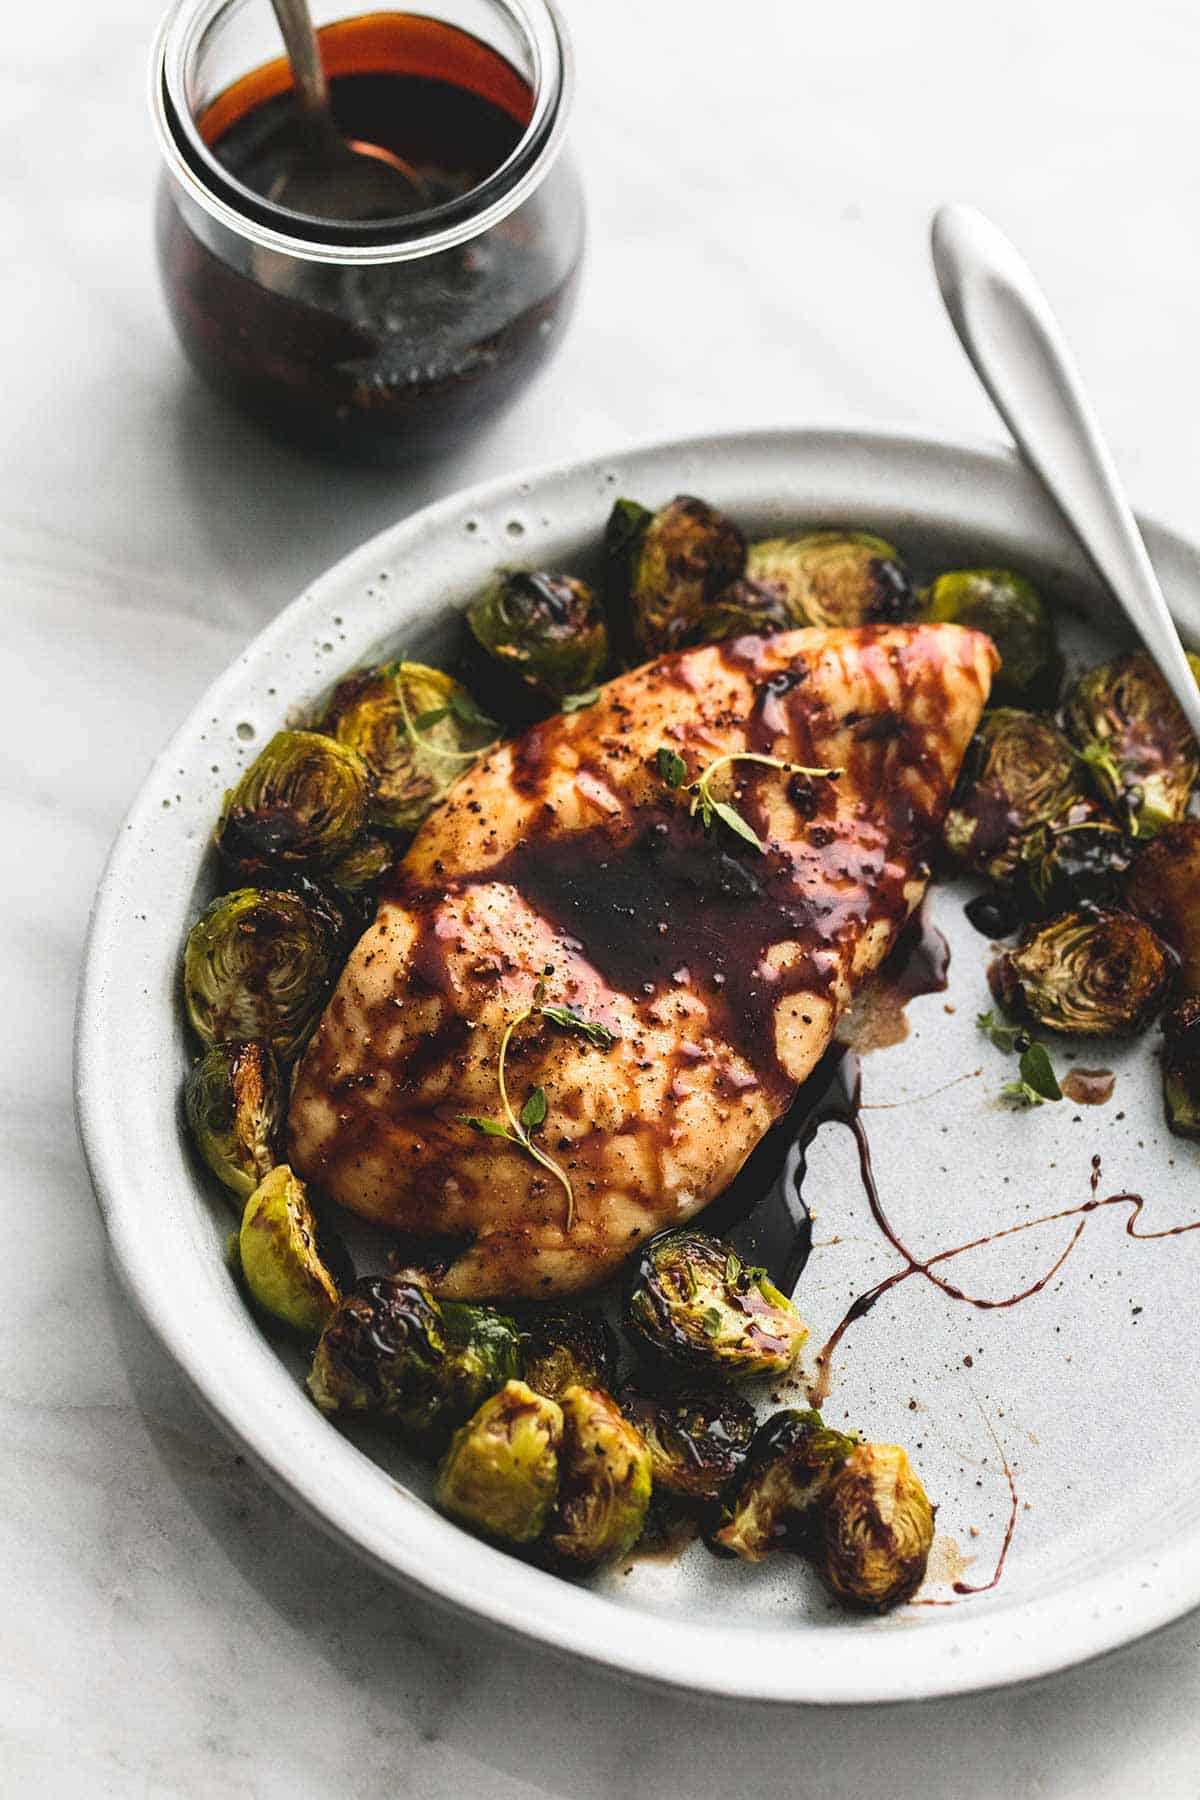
[289,624,996,1297]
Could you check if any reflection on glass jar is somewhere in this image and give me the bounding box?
[152,2,584,464]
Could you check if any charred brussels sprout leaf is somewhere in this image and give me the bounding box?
[325,833,393,894]
[943,708,1089,884]
[620,1385,756,1502]
[1162,996,1200,1138]
[1124,820,1200,994]
[466,571,608,713]
[238,1165,340,1337]
[625,1229,807,1377]
[183,885,339,1062]
[543,1385,653,1569]
[435,1379,563,1544]
[919,568,1063,708]
[991,908,1172,1037]
[184,1039,283,1200]
[745,531,913,630]
[1061,653,1200,838]
[607,495,746,659]
[817,1442,934,1611]
[708,1408,858,1560]
[519,1308,619,1400]
[696,578,796,645]
[320,661,493,833]
[308,1278,517,1436]
[217,730,371,872]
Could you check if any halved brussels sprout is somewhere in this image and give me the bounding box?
[626,1229,807,1377]
[320,661,493,833]
[435,1379,563,1544]
[216,730,371,872]
[695,578,796,644]
[708,1408,858,1561]
[308,1277,519,1437]
[184,1039,283,1200]
[183,885,340,1062]
[543,1385,652,1569]
[991,908,1172,1037]
[918,568,1063,708]
[1162,996,1200,1138]
[1061,653,1200,838]
[745,531,913,630]
[325,833,394,894]
[943,709,1089,885]
[466,571,607,712]
[1016,807,1133,916]
[606,494,746,659]
[1124,820,1200,993]
[620,1385,756,1502]
[816,1442,934,1611]
[238,1165,340,1337]
[519,1308,619,1401]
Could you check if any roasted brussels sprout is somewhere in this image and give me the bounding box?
[620,1385,756,1502]
[918,568,1063,708]
[1016,808,1133,916]
[991,908,1172,1037]
[745,530,913,630]
[519,1308,619,1401]
[708,1408,858,1561]
[943,709,1088,884]
[1124,820,1200,993]
[184,1038,283,1200]
[606,494,746,659]
[695,577,796,644]
[435,1379,563,1544]
[543,1385,652,1569]
[216,730,371,872]
[320,661,493,833]
[308,1277,518,1436]
[1162,996,1200,1138]
[325,833,394,894]
[238,1165,340,1337]
[1061,653,1200,838]
[816,1442,934,1611]
[626,1229,807,1377]
[183,885,339,1062]
[466,571,607,712]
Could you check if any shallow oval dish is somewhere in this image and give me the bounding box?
[76,429,1200,1705]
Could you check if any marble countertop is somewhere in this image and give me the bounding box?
[7,0,1200,1790]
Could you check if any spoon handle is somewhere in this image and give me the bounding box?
[266,0,331,128]
[931,202,1200,741]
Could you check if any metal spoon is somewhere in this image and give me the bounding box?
[931,201,1200,741]
[266,0,427,221]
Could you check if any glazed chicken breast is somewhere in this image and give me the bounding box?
[289,623,996,1297]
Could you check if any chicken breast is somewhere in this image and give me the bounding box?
[290,624,996,1298]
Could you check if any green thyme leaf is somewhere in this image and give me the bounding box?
[1018,1041,1062,1101]
[657,746,687,788]
[448,689,498,729]
[562,687,602,713]
[976,1009,1026,1054]
[539,1003,617,1049]
[413,706,450,729]
[711,799,766,852]
[459,1115,517,1139]
[520,1086,548,1130]
[702,1307,724,1338]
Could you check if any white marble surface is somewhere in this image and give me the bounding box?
[8,0,1200,1790]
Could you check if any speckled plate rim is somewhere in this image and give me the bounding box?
[75,426,1200,1706]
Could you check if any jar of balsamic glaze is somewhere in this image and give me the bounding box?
[151,0,583,464]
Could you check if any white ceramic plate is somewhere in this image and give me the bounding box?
[76,429,1200,1704]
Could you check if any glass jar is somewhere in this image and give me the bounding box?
[151,0,584,464]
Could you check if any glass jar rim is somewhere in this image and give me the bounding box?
[150,0,574,265]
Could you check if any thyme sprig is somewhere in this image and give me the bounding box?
[656,746,842,854]
[458,979,618,1230]
[977,1010,1062,1106]
[395,665,498,764]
